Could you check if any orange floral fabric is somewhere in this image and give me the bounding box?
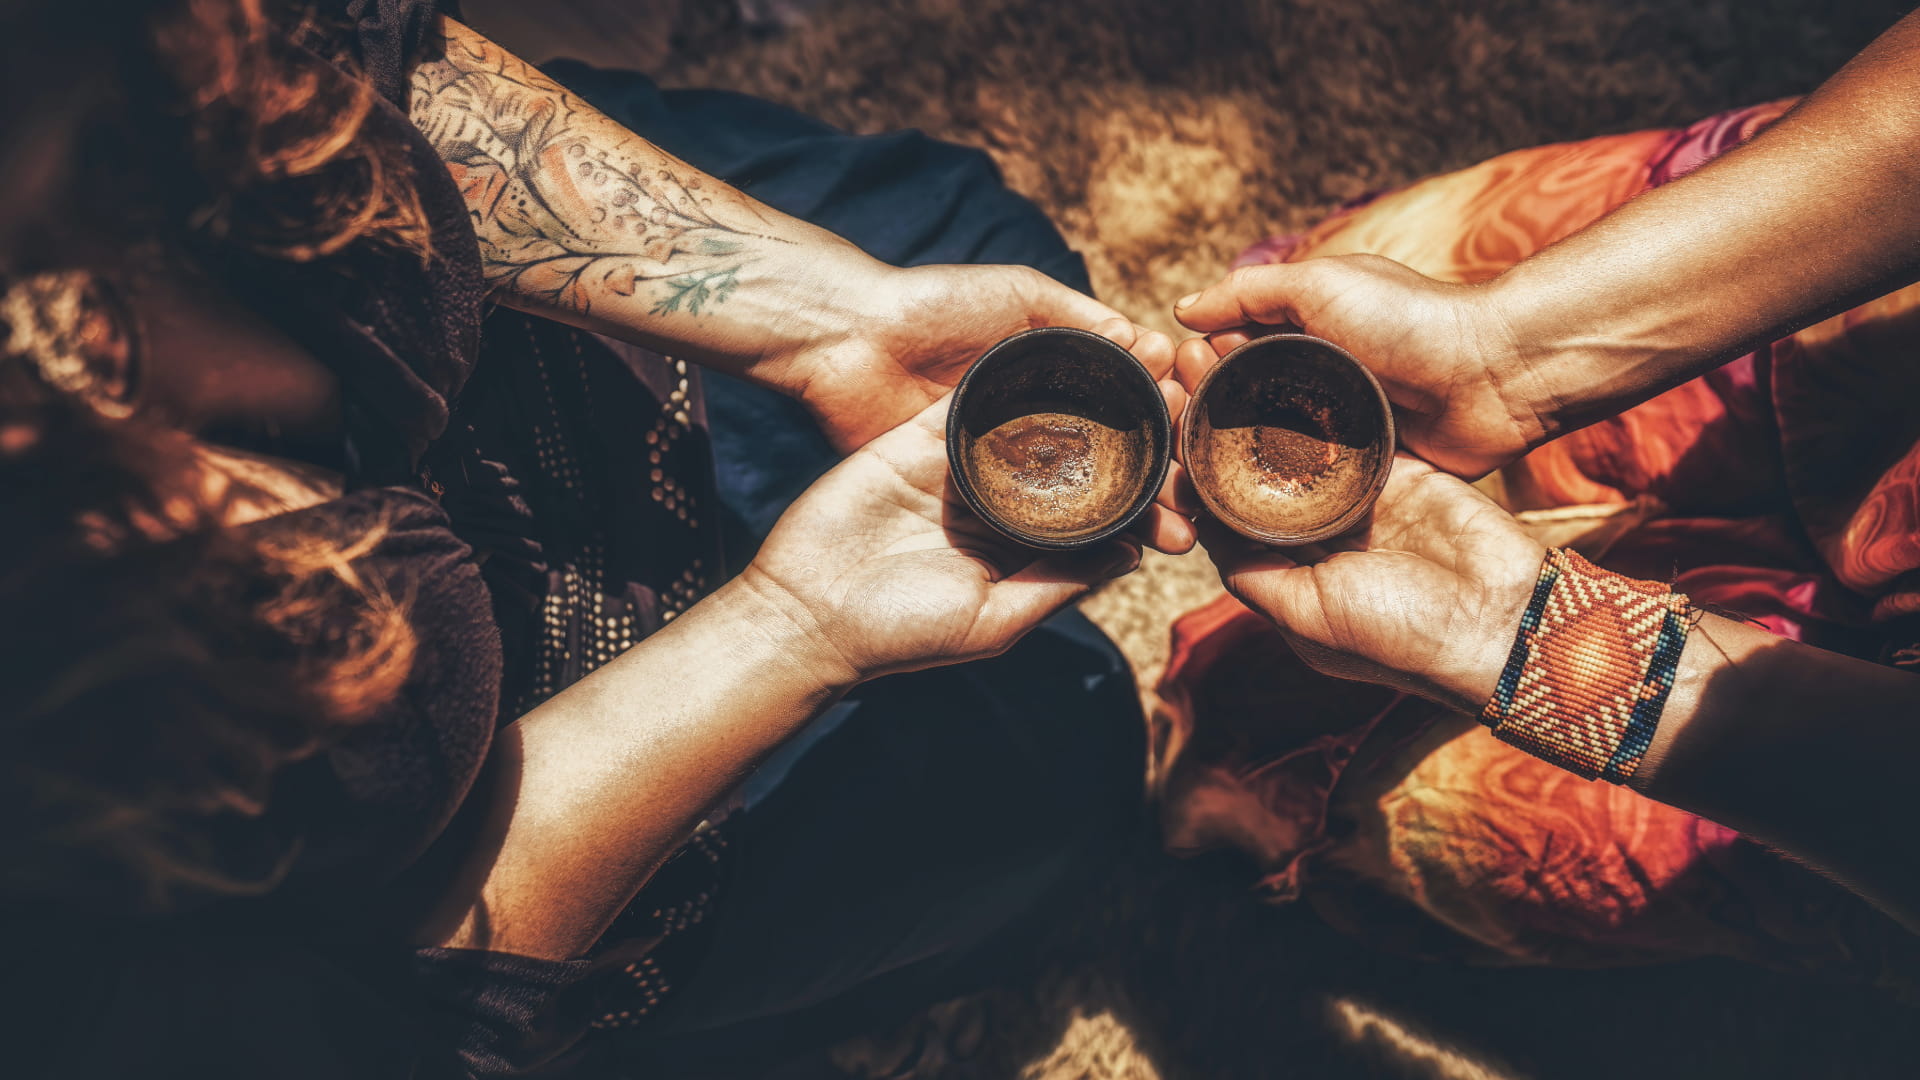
[1157,100,1920,990]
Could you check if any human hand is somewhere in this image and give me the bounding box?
[1196,455,1546,713]
[1173,254,1543,479]
[797,263,1176,454]
[735,393,1194,688]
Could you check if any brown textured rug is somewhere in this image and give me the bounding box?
[461,2,1920,1076]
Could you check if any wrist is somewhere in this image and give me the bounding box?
[1483,254,1734,450]
[1629,610,1765,794]
[1477,270,1574,452]
[765,249,899,400]
[1477,547,1692,783]
[1423,541,1551,714]
[711,569,867,697]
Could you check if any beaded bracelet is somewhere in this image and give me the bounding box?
[1480,548,1693,784]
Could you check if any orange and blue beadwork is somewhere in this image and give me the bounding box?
[1481,548,1692,783]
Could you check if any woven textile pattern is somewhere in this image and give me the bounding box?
[1483,548,1690,782]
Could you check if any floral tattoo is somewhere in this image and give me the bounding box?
[409,24,783,317]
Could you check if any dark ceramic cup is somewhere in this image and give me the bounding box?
[947,327,1172,550]
[1181,333,1395,546]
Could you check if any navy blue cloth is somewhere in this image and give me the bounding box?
[547,63,1095,557]
[539,68,1142,1070]
[546,66,1092,288]
[618,609,1143,1074]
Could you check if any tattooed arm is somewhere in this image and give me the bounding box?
[410,19,1174,451]
[410,20,869,375]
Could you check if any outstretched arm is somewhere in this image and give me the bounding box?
[1481,6,1920,447]
[412,398,1150,958]
[409,20,870,368]
[1173,9,1920,477]
[410,19,1172,452]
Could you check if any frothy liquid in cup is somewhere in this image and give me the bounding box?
[948,329,1170,548]
[970,411,1147,535]
[1183,335,1392,545]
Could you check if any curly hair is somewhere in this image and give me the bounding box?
[0,369,417,911]
[0,0,431,911]
[3,0,431,271]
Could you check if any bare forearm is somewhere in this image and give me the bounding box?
[410,19,887,392]
[415,578,852,959]
[1635,613,1920,927]
[1478,15,1920,916]
[1489,10,1920,437]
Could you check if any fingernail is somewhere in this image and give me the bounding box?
[1175,292,1200,309]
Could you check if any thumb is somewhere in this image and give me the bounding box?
[1221,560,1339,645]
[1019,269,1136,343]
[1044,299,1177,381]
[1015,270,1179,378]
[1174,262,1328,334]
[979,539,1141,631]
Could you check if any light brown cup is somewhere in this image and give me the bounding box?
[1181,333,1394,546]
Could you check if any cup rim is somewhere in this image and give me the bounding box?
[945,326,1173,551]
[1179,332,1395,546]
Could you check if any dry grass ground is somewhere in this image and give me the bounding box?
[462,2,1920,1076]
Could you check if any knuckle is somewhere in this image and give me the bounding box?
[1226,264,1267,291]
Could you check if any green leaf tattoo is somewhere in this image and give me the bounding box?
[650,266,743,317]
